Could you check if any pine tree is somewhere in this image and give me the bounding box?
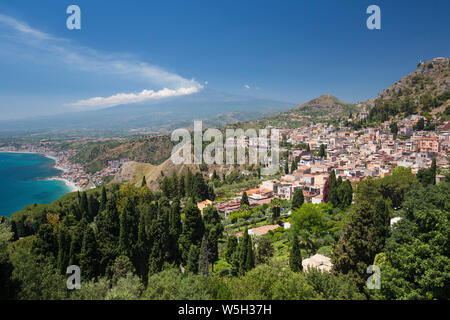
[240,191,249,208]
[292,188,305,210]
[289,234,302,272]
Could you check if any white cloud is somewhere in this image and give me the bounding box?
[244,84,250,89]
[66,87,201,108]
[0,14,203,108]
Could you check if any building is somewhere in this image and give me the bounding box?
[197,199,213,215]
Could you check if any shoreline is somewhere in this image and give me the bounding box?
[0,150,82,192]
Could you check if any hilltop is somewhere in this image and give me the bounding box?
[230,94,362,129]
[366,57,450,121]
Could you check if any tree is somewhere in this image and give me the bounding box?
[225,235,238,264]
[56,225,71,275]
[100,187,107,212]
[373,181,450,299]
[417,158,437,187]
[270,198,281,224]
[292,188,305,210]
[373,199,390,252]
[80,226,100,280]
[331,200,378,288]
[148,206,170,276]
[327,170,339,206]
[319,144,327,159]
[198,236,210,276]
[111,255,135,284]
[238,229,254,276]
[289,234,302,272]
[414,117,425,131]
[337,180,353,208]
[254,236,274,265]
[179,199,204,264]
[390,122,398,136]
[168,199,182,265]
[141,176,147,187]
[203,206,223,271]
[0,222,15,300]
[240,191,249,208]
[186,245,200,274]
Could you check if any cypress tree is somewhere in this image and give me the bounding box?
[245,236,255,271]
[80,192,89,219]
[56,225,71,275]
[203,206,223,271]
[141,175,147,187]
[289,234,302,272]
[100,186,107,212]
[284,158,289,174]
[198,235,210,276]
[186,245,199,274]
[292,188,305,210]
[225,235,238,264]
[148,207,170,276]
[168,199,182,264]
[240,191,249,208]
[10,220,19,241]
[373,198,390,252]
[238,229,254,275]
[331,200,379,288]
[179,199,204,264]
[69,219,87,266]
[80,226,100,280]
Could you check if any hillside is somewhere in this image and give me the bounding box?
[366,57,450,122]
[113,157,249,190]
[70,135,173,174]
[230,94,362,129]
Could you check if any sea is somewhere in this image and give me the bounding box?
[0,152,72,217]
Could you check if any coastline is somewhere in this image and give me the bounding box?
[0,150,81,192]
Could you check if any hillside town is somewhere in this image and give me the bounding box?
[211,116,449,218]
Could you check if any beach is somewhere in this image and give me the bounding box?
[0,150,82,192]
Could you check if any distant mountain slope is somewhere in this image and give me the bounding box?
[366,57,450,121]
[231,94,361,129]
[70,135,173,174]
[0,89,293,135]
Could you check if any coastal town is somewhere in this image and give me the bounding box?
[0,145,129,191]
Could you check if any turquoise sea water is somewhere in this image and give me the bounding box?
[0,153,72,217]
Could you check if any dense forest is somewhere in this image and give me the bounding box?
[0,162,449,300]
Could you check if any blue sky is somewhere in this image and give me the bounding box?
[0,0,449,120]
